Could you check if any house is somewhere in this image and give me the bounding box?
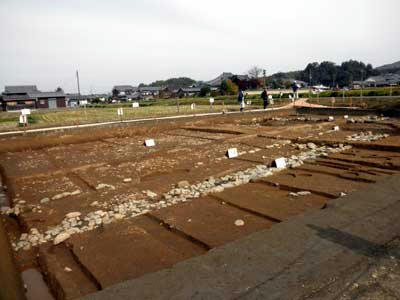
[364,74,400,87]
[30,92,67,109]
[1,85,66,111]
[112,85,138,100]
[176,87,201,97]
[138,86,164,96]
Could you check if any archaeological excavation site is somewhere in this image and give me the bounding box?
[1,107,400,300]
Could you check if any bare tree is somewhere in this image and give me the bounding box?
[248,66,263,79]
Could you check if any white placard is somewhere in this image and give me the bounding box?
[21,109,31,115]
[145,139,155,147]
[333,126,340,131]
[328,116,334,122]
[268,95,273,100]
[80,100,88,105]
[117,108,124,116]
[132,102,139,108]
[209,98,214,104]
[246,100,252,105]
[19,115,28,124]
[344,115,349,119]
[274,157,286,169]
[190,103,196,110]
[227,148,238,159]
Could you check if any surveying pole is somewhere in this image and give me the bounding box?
[360,70,364,101]
[263,69,266,88]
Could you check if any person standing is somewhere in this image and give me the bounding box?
[291,81,299,101]
[238,89,245,112]
[261,88,269,109]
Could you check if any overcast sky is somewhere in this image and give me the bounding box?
[0,0,399,94]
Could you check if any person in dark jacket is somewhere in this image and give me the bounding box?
[261,88,269,109]
[238,89,245,112]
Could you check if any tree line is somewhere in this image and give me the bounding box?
[268,60,381,88]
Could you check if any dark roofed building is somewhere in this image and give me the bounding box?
[1,85,66,111]
[30,92,67,109]
[364,73,400,87]
[112,85,138,99]
[177,87,201,97]
[206,72,234,87]
[3,85,39,95]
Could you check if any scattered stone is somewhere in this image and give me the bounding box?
[297,191,311,196]
[12,138,359,252]
[177,181,190,188]
[54,233,71,245]
[114,213,124,220]
[96,183,115,190]
[64,267,72,272]
[65,212,81,219]
[40,197,50,204]
[339,192,347,197]
[146,190,157,198]
[52,192,71,200]
[123,178,132,183]
[234,219,245,226]
[70,190,81,196]
[307,143,317,150]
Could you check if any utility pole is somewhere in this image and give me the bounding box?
[309,69,312,100]
[76,70,87,121]
[76,70,81,102]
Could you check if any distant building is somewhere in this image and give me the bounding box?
[364,73,400,87]
[1,85,66,111]
[206,72,250,87]
[138,86,164,95]
[176,87,201,97]
[112,85,138,100]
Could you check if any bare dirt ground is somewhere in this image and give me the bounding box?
[1,109,400,300]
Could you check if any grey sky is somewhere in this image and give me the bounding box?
[1,0,399,94]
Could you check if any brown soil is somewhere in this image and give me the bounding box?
[1,109,400,299]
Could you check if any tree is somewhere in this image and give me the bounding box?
[55,87,64,93]
[199,86,211,97]
[248,66,263,79]
[220,80,238,95]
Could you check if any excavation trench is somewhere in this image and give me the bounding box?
[1,110,400,299]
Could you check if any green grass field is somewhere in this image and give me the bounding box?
[0,98,290,132]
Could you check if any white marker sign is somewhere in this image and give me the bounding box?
[209,98,214,104]
[227,148,238,159]
[328,116,335,122]
[21,109,31,115]
[145,139,155,147]
[344,115,349,119]
[132,102,139,108]
[117,108,124,116]
[191,103,196,110]
[19,115,28,124]
[333,126,340,131]
[274,157,286,169]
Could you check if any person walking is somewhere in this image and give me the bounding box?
[261,88,269,109]
[291,81,299,101]
[238,89,245,112]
